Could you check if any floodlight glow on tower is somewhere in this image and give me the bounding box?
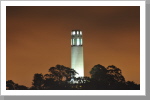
[71,30,84,77]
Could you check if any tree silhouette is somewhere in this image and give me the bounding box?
[32,73,44,90]
[6,80,16,90]
[6,64,140,90]
[106,65,125,89]
[49,65,78,81]
[90,64,107,81]
[43,78,57,89]
[6,80,28,90]
[89,64,127,89]
[107,65,125,83]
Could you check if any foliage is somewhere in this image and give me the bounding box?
[6,80,28,90]
[89,64,127,89]
[6,64,140,90]
[32,73,44,89]
[90,64,107,81]
[49,65,78,81]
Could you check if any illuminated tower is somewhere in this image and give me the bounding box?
[71,30,84,77]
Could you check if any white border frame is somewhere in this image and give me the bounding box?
[1,1,145,95]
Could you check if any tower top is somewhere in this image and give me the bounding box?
[71,30,83,46]
[71,30,82,36]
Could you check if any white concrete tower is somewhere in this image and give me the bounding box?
[71,30,84,77]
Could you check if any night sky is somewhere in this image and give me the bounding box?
[6,6,140,87]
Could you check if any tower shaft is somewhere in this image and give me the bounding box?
[71,30,84,77]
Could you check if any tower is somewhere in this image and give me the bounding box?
[71,30,84,77]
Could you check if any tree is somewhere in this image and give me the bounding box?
[90,64,107,81]
[6,80,28,90]
[106,65,125,83]
[32,73,44,89]
[42,74,58,89]
[89,64,126,89]
[6,64,139,90]
[49,65,78,81]
[6,80,16,90]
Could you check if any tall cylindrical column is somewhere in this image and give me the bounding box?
[71,30,84,77]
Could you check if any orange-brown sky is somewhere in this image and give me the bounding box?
[6,6,140,87]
